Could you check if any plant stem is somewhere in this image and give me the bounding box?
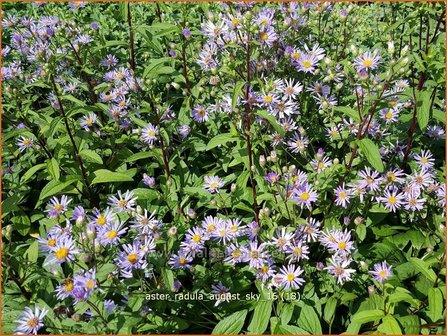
[243,33,259,223]
[127,2,136,71]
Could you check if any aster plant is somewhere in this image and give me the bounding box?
[2,1,446,335]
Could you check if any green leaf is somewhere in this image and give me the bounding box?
[126,151,155,162]
[247,300,272,334]
[20,163,46,183]
[232,81,245,112]
[377,315,402,335]
[351,309,385,324]
[132,188,160,201]
[297,305,322,334]
[408,257,436,283]
[276,324,310,335]
[334,106,361,122]
[46,158,60,181]
[206,133,238,151]
[38,178,79,205]
[417,90,431,131]
[396,315,420,334]
[25,240,39,262]
[323,297,338,323]
[161,268,174,291]
[212,309,247,335]
[80,149,103,165]
[91,169,135,184]
[428,287,444,322]
[357,138,385,172]
[256,110,285,137]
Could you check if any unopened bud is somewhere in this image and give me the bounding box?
[259,155,266,167]
[168,226,177,237]
[136,205,143,215]
[231,183,237,193]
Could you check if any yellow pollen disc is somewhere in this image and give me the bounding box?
[97,216,106,226]
[86,279,95,290]
[387,172,396,182]
[388,196,397,204]
[26,318,39,328]
[105,94,111,100]
[338,241,347,249]
[86,118,93,125]
[261,265,268,273]
[300,192,310,201]
[147,130,155,137]
[55,247,69,260]
[287,273,295,281]
[232,250,241,258]
[232,18,240,25]
[106,230,117,239]
[179,257,186,265]
[260,32,268,41]
[23,139,32,145]
[207,224,215,232]
[127,253,138,264]
[264,95,273,103]
[318,162,324,169]
[378,270,387,278]
[389,101,397,107]
[219,230,227,237]
[64,282,74,292]
[198,109,206,116]
[54,204,64,212]
[362,58,373,67]
[292,52,300,59]
[209,182,218,189]
[48,239,56,247]
[385,112,393,119]
[339,191,347,199]
[192,234,201,243]
[251,251,259,259]
[119,101,125,107]
[294,247,302,254]
[118,200,127,208]
[117,73,123,79]
[302,60,311,68]
[421,157,428,163]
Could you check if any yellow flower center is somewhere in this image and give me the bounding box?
[318,162,324,169]
[378,270,387,278]
[260,32,268,41]
[300,192,310,201]
[291,52,300,60]
[48,239,56,247]
[127,253,138,264]
[264,95,273,103]
[192,234,201,243]
[86,118,94,125]
[118,200,127,208]
[339,191,347,199]
[26,317,39,329]
[232,250,241,258]
[338,241,346,249]
[421,157,428,163]
[302,60,312,69]
[86,279,95,290]
[362,58,373,67]
[388,196,397,204]
[179,257,186,265]
[294,247,302,255]
[232,18,240,26]
[55,247,69,260]
[23,138,32,145]
[209,182,218,189]
[147,130,155,137]
[106,230,117,239]
[97,216,106,226]
[207,224,215,232]
[64,282,74,292]
[54,204,64,212]
[385,111,393,119]
[287,273,295,281]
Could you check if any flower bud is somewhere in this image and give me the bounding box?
[333,158,339,164]
[168,226,177,237]
[263,207,271,217]
[387,41,395,54]
[270,151,277,162]
[211,199,217,206]
[259,155,266,167]
[231,183,237,193]
[289,165,296,173]
[368,285,375,294]
[171,82,180,89]
[187,208,196,219]
[136,205,143,215]
[354,216,364,225]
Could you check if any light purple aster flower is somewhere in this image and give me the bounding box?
[14,305,48,335]
[369,261,392,283]
[278,264,305,290]
[325,256,356,284]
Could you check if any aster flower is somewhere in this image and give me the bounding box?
[426,125,445,140]
[68,2,87,10]
[168,252,193,270]
[377,188,405,212]
[278,264,305,290]
[379,108,399,123]
[98,220,128,246]
[227,218,246,238]
[257,261,276,283]
[203,175,225,193]
[287,133,309,154]
[131,209,161,235]
[369,261,392,283]
[178,125,191,139]
[404,191,426,212]
[90,207,116,228]
[14,305,48,335]
[141,123,158,145]
[292,183,318,209]
[225,243,245,265]
[108,190,137,213]
[45,195,71,218]
[258,27,278,47]
[55,278,75,300]
[101,54,118,68]
[79,113,98,130]
[282,78,303,99]
[285,241,310,262]
[295,53,319,73]
[211,219,234,244]
[270,227,294,251]
[410,168,434,190]
[414,150,435,170]
[384,168,406,185]
[74,269,97,299]
[201,215,224,235]
[353,51,380,73]
[358,167,382,192]
[211,282,231,306]
[242,241,269,269]
[17,136,34,152]
[334,184,352,208]
[310,156,332,173]
[265,172,280,185]
[115,243,148,276]
[298,218,321,242]
[327,229,355,257]
[71,206,86,225]
[192,105,209,122]
[325,256,356,284]
[44,235,79,266]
